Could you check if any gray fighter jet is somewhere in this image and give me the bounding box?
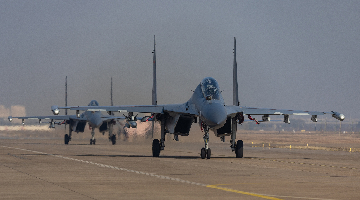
[67,37,345,158]
[8,77,140,145]
[8,99,126,145]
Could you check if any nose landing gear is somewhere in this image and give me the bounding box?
[90,128,96,145]
[201,123,211,159]
[201,147,211,159]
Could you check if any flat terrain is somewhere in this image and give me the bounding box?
[1,129,360,200]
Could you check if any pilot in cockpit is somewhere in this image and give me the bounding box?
[201,77,220,100]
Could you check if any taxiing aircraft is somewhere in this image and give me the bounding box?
[8,77,131,145]
[67,37,345,159]
[8,100,127,145]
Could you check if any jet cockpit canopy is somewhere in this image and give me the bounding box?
[201,77,220,100]
[88,100,99,106]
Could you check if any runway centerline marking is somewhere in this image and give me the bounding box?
[2,145,334,200]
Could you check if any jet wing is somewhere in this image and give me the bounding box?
[100,115,126,120]
[225,105,345,121]
[226,106,328,116]
[69,103,199,115]
[9,115,72,120]
[69,105,162,113]
[8,115,87,121]
[57,106,72,109]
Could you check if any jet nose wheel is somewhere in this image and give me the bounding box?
[201,148,211,159]
[90,139,96,145]
[201,148,206,159]
[207,148,211,159]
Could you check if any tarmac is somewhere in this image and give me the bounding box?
[1,130,360,200]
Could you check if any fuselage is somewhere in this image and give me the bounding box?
[189,77,227,129]
[83,111,103,128]
[83,100,104,128]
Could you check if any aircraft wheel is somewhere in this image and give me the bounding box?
[111,135,116,145]
[201,148,206,159]
[64,134,69,145]
[152,139,160,157]
[90,139,96,145]
[206,148,211,159]
[235,140,243,158]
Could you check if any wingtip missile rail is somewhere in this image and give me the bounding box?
[51,105,60,115]
[331,111,345,121]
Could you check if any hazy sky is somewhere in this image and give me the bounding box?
[1,1,359,120]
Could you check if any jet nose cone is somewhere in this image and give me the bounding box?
[90,117,103,128]
[202,102,227,128]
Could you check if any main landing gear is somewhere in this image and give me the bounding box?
[109,135,116,145]
[150,116,243,159]
[64,134,70,145]
[201,123,211,159]
[230,116,243,158]
[152,117,165,157]
[108,124,116,145]
[152,139,160,157]
[235,140,243,158]
[152,138,165,157]
[64,126,73,145]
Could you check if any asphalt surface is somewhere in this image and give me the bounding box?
[1,132,359,200]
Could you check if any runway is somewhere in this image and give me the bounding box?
[1,131,359,200]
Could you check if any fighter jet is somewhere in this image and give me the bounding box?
[8,77,130,145]
[67,37,345,159]
[8,99,127,145]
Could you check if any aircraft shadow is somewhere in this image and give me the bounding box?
[23,143,93,146]
[75,154,254,160]
[75,154,198,159]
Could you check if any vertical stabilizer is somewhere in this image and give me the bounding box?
[233,37,239,106]
[151,35,157,139]
[65,76,68,115]
[152,35,157,105]
[65,76,67,132]
[111,77,113,106]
